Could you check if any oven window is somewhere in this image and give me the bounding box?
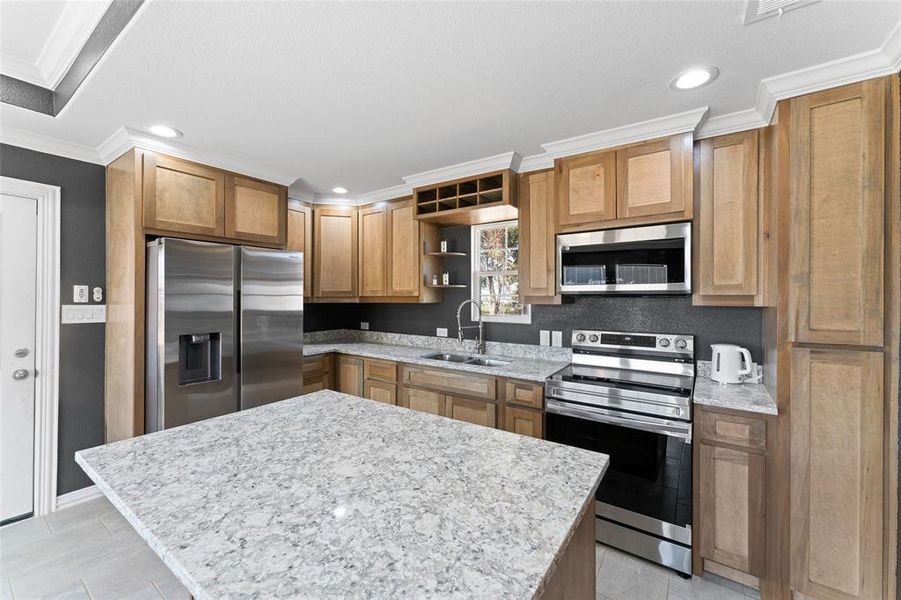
[560,238,686,286]
[546,412,692,529]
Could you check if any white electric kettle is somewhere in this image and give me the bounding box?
[710,344,753,384]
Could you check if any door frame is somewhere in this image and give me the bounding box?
[0,176,60,517]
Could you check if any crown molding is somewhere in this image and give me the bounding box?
[698,19,901,138]
[355,183,412,205]
[0,55,46,89]
[0,124,104,164]
[517,153,555,173]
[402,151,521,189]
[540,106,709,159]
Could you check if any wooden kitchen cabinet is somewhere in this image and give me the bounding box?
[400,386,446,416]
[143,152,225,237]
[386,198,421,297]
[302,354,332,394]
[314,206,358,298]
[364,380,397,405]
[287,203,313,298]
[789,347,884,600]
[519,170,560,303]
[358,204,387,297]
[402,365,496,400]
[445,395,496,428]
[503,406,543,439]
[694,130,761,305]
[503,380,544,410]
[555,150,616,229]
[788,79,886,346]
[224,174,287,246]
[616,133,692,221]
[336,355,364,396]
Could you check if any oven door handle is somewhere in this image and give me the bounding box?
[546,398,692,441]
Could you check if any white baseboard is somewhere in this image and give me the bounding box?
[55,485,102,511]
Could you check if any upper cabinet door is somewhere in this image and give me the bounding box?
[696,130,760,299]
[616,133,693,221]
[789,79,885,346]
[555,150,616,228]
[358,204,387,297]
[143,152,225,237]
[519,169,557,299]
[287,205,313,297]
[314,207,358,298]
[386,198,420,297]
[224,175,287,246]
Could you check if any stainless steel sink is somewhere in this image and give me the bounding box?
[463,357,511,367]
[420,352,473,363]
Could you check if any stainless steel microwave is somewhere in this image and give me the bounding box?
[556,222,691,295]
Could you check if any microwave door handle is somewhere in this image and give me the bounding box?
[546,399,691,441]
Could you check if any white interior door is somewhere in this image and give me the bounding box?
[0,193,38,522]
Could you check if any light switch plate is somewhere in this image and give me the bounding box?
[62,304,106,324]
[552,331,563,347]
[436,327,448,337]
[539,330,550,346]
[360,322,369,330]
[73,285,89,303]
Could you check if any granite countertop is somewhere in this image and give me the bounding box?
[76,390,608,600]
[693,377,778,416]
[304,340,569,382]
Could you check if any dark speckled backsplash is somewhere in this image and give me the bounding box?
[306,226,763,361]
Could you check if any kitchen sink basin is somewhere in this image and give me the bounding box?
[420,352,473,363]
[463,357,512,367]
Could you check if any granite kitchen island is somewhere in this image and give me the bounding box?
[75,390,608,599]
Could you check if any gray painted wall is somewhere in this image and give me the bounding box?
[348,226,764,361]
[1,144,106,494]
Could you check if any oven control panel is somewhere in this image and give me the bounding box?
[571,330,693,355]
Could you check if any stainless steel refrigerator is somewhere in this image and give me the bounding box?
[145,237,303,433]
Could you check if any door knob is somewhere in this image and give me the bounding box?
[14,348,29,358]
[12,369,29,380]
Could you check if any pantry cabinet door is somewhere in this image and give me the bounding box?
[790,347,883,600]
[359,204,387,297]
[555,150,616,228]
[143,152,225,237]
[386,198,420,296]
[789,79,885,346]
[224,175,287,245]
[616,133,692,221]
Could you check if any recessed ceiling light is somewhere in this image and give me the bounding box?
[148,124,182,139]
[332,187,348,194]
[671,67,719,90]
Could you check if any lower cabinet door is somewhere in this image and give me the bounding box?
[698,443,766,577]
[402,386,446,416]
[336,356,363,396]
[364,380,397,405]
[503,406,544,439]
[303,377,325,394]
[445,396,496,428]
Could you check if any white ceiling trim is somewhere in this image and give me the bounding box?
[402,151,522,189]
[0,1,111,89]
[698,19,901,138]
[354,183,412,205]
[0,124,103,164]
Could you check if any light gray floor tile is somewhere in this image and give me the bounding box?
[0,517,52,550]
[34,580,91,600]
[10,571,89,600]
[596,547,669,600]
[1,579,12,600]
[2,518,112,579]
[595,543,607,574]
[668,571,746,600]
[151,572,192,600]
[45,498,116,534]
[98,510,133,535]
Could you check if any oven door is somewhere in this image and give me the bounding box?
[545,397,693,572]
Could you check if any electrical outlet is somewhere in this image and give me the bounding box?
[552,331,563,347]
[539,330,550,346]
[92,286,103,302]
[360,322,369,330]
[73,285,89,303]
[436,327,448,337]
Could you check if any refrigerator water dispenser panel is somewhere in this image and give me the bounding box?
[178,333,222,385]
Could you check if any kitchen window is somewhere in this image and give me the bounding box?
[470,220,530,324]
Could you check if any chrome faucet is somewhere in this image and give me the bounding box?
[456,299,485,354]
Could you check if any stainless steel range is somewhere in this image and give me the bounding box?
[545,330,695,575]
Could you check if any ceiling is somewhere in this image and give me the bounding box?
[1,0,899,200]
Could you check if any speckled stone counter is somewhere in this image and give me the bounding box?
[304,340,569,383]
[693,377,778,415]
[76,391,608,600]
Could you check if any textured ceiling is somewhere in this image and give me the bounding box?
[1,0,898,197]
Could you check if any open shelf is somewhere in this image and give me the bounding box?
[425,251,467,257]
[424,283,468,289]
[413,169,516,225]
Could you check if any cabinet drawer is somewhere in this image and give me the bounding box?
[364,358,397,383]
[402,366,496,400]
[364,380,397,405]
[697,410,767,451]
[504,380,543,409]
[303,355,330,376]
[446,396,497,429]
[401,386,446,416]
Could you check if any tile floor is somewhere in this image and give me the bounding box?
[2,497,758,599]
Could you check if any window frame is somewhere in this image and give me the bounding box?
[470,220,531,324]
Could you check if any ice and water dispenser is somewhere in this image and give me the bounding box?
[177,332,222,385]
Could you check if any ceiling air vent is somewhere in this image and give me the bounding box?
[744,0,819,24]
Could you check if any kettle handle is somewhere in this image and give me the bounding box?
[738,348,753,375]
